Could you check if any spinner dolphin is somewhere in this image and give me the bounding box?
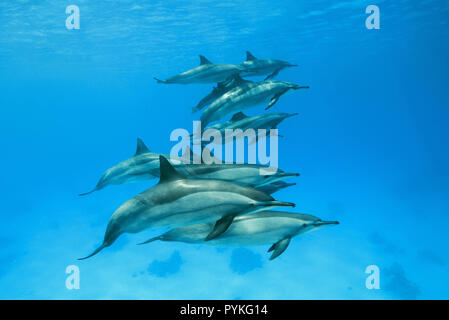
[79,156,295,259]
[140,211,339,260]
[154,55,242,84]
[239,51,298,80]
[200,80,308,126]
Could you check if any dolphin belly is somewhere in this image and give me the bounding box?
[187,167,263,186]
[129,191,258,232]
[161,216,301,246]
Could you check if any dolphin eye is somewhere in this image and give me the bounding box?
[263,175,270,179]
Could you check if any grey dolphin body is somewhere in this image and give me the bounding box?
[192,75,253,113]
[79,139,298,195]
[200,80,309,127]
[79,156,295,259]
[140,211,339,260]
[205,111,298,144]
[174,163,299,188]
[239,51,298,80]
[154,55,242,84]
[79,138,183,196]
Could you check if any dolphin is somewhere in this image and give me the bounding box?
[79,139,298,195]
[255,181,296,195]
[174,163,300,188]
[192,75,253,113]
[139,211,339,260]
[154,55,242,84]
[204,111,298,144]
[79,156,295,259]
[79,138,184,196]
[169,146,300,188]
[239,51,298,80]
[200,80,309,127]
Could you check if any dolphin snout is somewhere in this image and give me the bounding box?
[315,220,340,226]
[291,85,310,90]
[280,172,300,178]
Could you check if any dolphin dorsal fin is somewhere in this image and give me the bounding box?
[231,73,246,84]
[158,156,185,183]
[135,138,150,155]
[246,51,257,61]
[231,112,247,122]
[199,55,212,65]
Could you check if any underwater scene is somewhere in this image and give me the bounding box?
[0,0,448,300]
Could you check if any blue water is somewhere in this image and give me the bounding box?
[1,0,448,299]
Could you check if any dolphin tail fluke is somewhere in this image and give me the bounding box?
[154,77,167,84]
[78,243,107,260]
[205,215,236,241]
[137,235,162,245]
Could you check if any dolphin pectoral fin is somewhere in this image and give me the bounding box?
[266,92,284,110]
[266,88,290,110]
[268,237,291,260]
[266,96,279,110]
[78,243,107,260]
[264,68,281,80]
[137,235,162,245]
[268,88,291,110]
[205,215,236,241]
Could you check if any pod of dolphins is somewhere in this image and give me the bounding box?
[79,52,338,261]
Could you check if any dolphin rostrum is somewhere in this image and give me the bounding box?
[192,75,253,113]
[79,156,295,259]
[200,80,309,127]
[239,51,298,80]
[154,55,242,84]
[79,138,183,196]
[255,181,296,195]
[204,111,298,144]
[139,211,339,260]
